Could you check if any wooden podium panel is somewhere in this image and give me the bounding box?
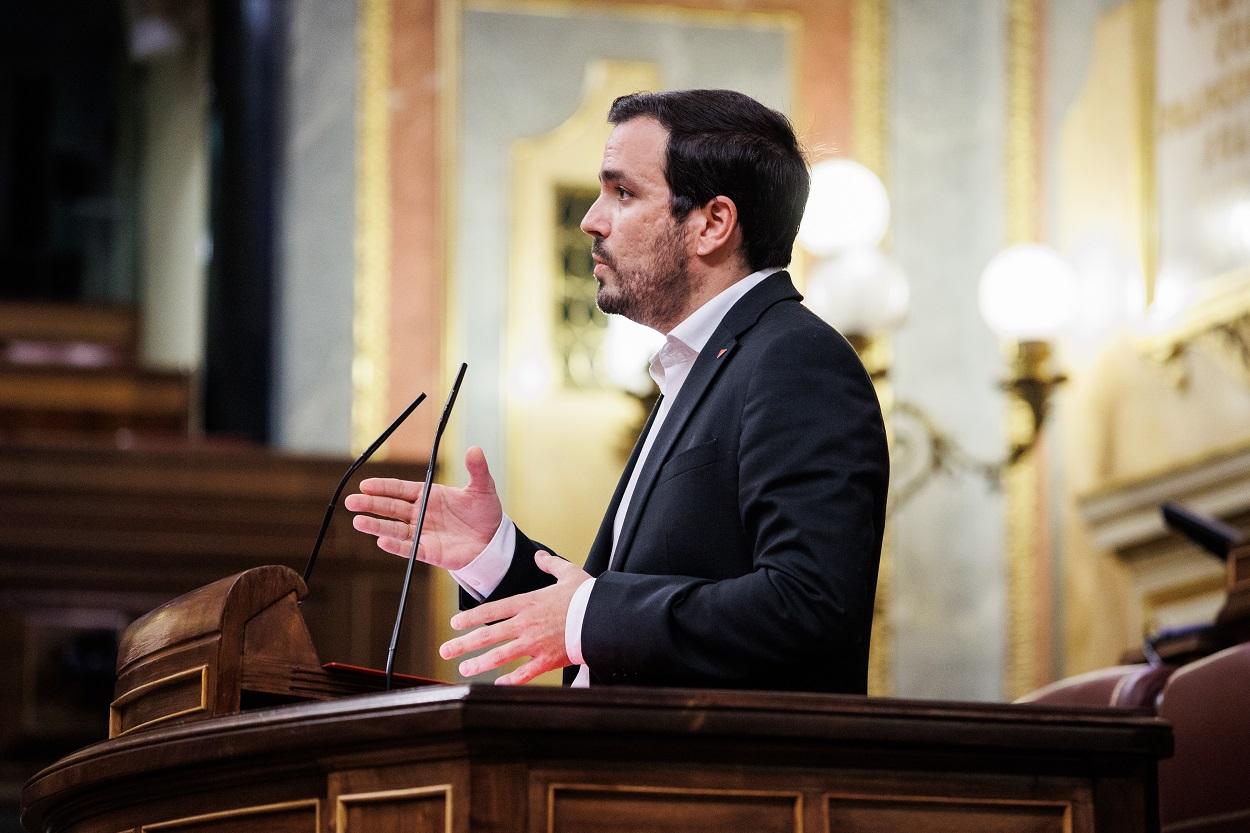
[21,685,1170,833]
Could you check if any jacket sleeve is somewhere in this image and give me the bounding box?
[579,326,889,689]
[458,525,558,610]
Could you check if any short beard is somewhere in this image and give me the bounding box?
[594,221,691,332]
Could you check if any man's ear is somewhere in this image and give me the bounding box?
[692,195,740,259]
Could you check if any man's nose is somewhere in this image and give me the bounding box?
[580,196,608,238]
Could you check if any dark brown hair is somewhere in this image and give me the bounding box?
[608,89,809,270]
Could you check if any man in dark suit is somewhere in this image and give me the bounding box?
[347,90,888,693]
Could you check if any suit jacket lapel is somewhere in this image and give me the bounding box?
[610,271,802,572]
[583,393,664,577]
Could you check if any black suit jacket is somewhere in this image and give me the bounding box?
[462,271,889,693]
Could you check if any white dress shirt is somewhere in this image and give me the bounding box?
[452,267,780,685]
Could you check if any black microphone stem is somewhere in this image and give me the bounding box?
[386,363,468,690]
[301,392,427,587]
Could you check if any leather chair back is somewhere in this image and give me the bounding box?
[1017,664,1173,709]
[1157,642,1250,832]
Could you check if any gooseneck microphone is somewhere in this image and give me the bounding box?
[385,362,468,690]
[1162,501,1246,560]
[301,392,428,588]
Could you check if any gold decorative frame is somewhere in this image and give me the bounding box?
[852,0,888,179]
[850,0,894,697]
[545,783,804,833]
[1133,0,1250,381]
[1006,0,1041,247]
[823,790,1075,830]
[429,0,464,659]
[445,0,807,419]
[434,0,836,682]
[503,60,661,586]
[336,784,453,833]
[1003,0,1050,701]
[465,0,801,30]
[351,0,393,453]
[109,664,208,739]
[1142,268,1250,388]
[1133,0,1158,305]
[142,799,319,831]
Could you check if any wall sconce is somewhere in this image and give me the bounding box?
[978,244,1078,465]
[798,160,909,384]
[798,160,1079,509]
[805,247,910,379]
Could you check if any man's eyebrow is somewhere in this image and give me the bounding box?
[599,168,627,185]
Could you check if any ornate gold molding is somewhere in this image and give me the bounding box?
[822,790,1072,827]
[1006,0,1040,246]
[546,783,804,833]
[1003,393,1044,700]
[1134,0,1158,305]
[852,0,888,180]
[142,799,319,831]
[109,664,208,738]
[850,0,894,697]
[352,0,392,453]
[464,0,801,30]
[336,785,452,833]
[1141,269,1250,388]
[503,62,661,626]
[432,0,464,686]
[1080,431,1250,505]
[1004,0,1048,701]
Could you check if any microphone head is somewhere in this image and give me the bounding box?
[1161,501,1245,560]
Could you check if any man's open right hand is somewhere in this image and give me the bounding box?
[345,446,502,572]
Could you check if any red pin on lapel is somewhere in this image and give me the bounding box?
[716,348,728,359]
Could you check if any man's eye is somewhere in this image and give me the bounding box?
[616,187,630,200]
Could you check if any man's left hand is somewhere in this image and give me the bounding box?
[440,552,591,685]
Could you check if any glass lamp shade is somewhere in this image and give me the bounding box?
[978,244,1078,341]
[804,247,910,336]
[798,160,890,256]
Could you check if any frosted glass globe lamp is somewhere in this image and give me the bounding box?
[798,160,891,257]
[977,244,1076,464]
[804,247,910,337]
[978,244,1078,341]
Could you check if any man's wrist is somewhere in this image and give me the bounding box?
[564,577,595,666]
[449,514,514,600]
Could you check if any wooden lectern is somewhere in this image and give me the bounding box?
[22,567,1172,833]
[108,565,429,738]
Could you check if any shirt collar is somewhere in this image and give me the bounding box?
[647,267,782,393]
[668,266,781,355]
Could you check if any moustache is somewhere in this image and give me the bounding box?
[591,239,615,269]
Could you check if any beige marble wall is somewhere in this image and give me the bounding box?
[1053,1,1250,674]
[887,0,1010,701]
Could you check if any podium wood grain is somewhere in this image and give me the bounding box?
[22,684,1170,833]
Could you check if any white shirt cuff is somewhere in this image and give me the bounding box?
[449,514,515,601]
[564,577,595,666]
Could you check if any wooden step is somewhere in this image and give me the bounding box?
[0,364,191,436]
[0,301,137,353]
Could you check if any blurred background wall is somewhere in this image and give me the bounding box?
[5,0,1250,827]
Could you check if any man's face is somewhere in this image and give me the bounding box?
[581,117,692,332]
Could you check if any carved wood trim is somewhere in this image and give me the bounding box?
[822,790,1077,833]
[140,798,319,831]
[335,785,451,833]
[110,665,208,738]
[545,783,803,833]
